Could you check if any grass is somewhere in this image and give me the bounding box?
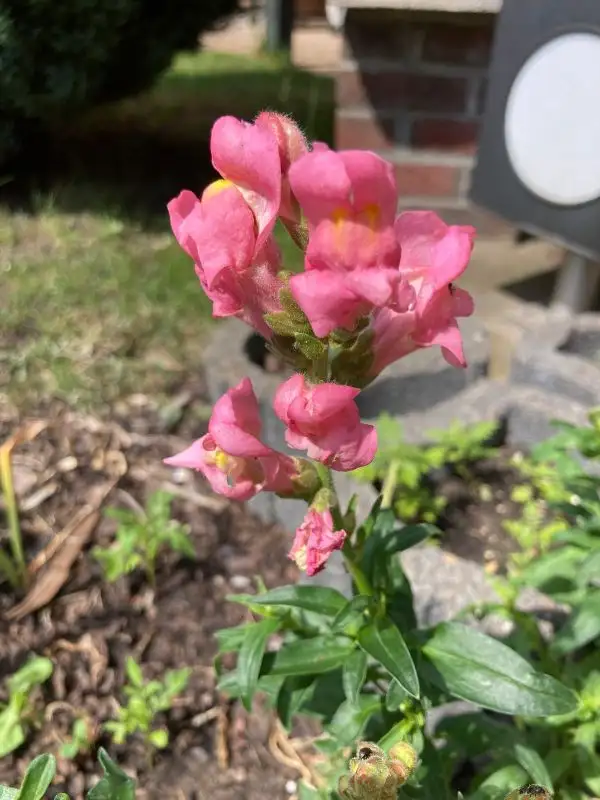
[0,49,330,411]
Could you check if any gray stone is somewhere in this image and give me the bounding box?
[511,347,600,407]
[504,387,589,447]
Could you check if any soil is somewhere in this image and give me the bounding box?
[0,373,526,797]
[0,384,304,799]
[434,454,523,572]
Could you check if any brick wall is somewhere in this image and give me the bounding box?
[335,8,495,213]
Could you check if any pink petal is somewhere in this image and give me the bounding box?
[304,382,360,421]
[195,186,256,287]
[163,438,208,470]
[210,116,281,252]
[273,373,305,424]
[290,270,365,337]
[330,422,378,471]
[211,378,264,441]
[288,149,353,224]
[340,151,397,224]
[167,190,201,261]
[429,322,467,368]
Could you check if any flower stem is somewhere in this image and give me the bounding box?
[381,460,399,510]
[342,540,374,597]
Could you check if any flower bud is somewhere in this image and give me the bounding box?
[505,786,552,800]
[338,741,418,800]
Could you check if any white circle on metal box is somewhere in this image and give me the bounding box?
[505,31,600,206]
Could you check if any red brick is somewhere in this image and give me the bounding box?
[336,114,396,150]
[345,10,411,61]
[411,118,480,154]
[336,70,467,113]
[394,162,461,198]
[422,22,494,68]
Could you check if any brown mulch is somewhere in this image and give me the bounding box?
[0,388,308,799]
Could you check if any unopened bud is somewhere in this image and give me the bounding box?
[387,741,418,784]
[338,741,417,800]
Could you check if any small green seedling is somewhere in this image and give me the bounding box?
[0,748,135,800]
[104,657,191,752]
[93,490,194,586]
[59,717,94,760]
[0,656,53,758]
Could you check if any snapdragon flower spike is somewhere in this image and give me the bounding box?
[168,182,283,339]
[370,211,475,376]
[289,507,347,576]
[274,373,377,471]
[164,378,298,501]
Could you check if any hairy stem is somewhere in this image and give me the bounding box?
[381,460,399,511]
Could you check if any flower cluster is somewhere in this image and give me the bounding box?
[166,112,475,577]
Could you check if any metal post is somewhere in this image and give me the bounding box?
[265,0,294,54]
[551,250,593,313]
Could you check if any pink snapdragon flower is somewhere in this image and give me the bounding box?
[370,211,475,375]
[164,378,297,501]
[274,374,377,471]
[255,111,308,228]
[168,182,283,339]
[287,148,413,336]
[289,508,347,576]
[210,116,282,253]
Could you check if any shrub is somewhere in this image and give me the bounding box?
[0,0,238,161]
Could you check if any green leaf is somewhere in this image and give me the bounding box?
[8,657,53,694]
[331,595,372,635]
[147,728,169,749]
[251,585,347,617]
[342,649,368,705]
[512,743,553,789]
[238,618,279,710]
[0,786,17,800]
[14,754,56,800]
[0,706,25,758]
[363,523,438,586]
[377,719,410,752]
[276,676,315,729]
[580,550,600,582]
[552,594,600,654]
[87,748,136,800]
[263,637,356,677]
[358,617,419,698]
[469,765,529,800]
[125,658,144,688]
[422,622,578,716]
[385,680,408,711]
[326,695,382,747]
[215,623,255,654]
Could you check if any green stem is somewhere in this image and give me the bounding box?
[342,540,374,597]
[381,460,399,510]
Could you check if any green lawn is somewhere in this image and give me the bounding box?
[0,50,330,410]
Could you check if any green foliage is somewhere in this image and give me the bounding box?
[216,486,576,799]
[467,408,600,800]
[0,656,53,758]
[93,491,194,586]
[0,0,239,162]
[352,415,498,525]
[0,749,135,800]
[104,657,191,751]
[59,717,93,759]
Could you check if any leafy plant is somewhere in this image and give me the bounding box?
[0,656,53,758]
[93,491,194,586]
[104,657,191,751]
[352,414,498,525]
[458,408,600,800]
[216,497,578,799]
[59,717,94,760]
[0,749,135,799]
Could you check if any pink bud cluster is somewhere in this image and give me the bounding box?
[165,112,475,576]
